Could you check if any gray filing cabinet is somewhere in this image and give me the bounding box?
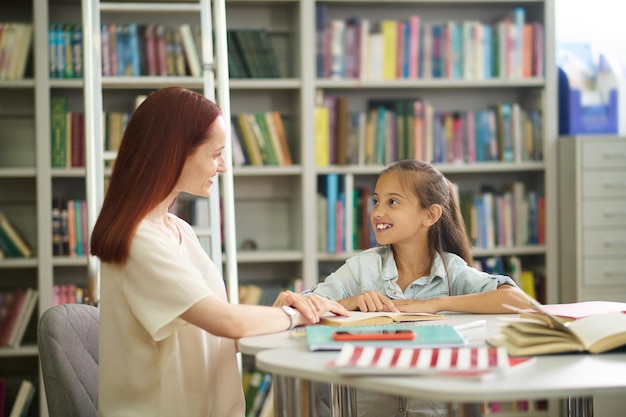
[559,136,626,302]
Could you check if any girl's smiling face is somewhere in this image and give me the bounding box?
[370,171,430,247]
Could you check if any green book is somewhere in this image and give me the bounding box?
[254,113,279,165]
[50,96,68,168]
[306,323,467,352]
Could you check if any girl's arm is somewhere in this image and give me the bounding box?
[392,285,529,314]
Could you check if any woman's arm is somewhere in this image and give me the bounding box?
[181,292,349,339]
[392,285,530,314]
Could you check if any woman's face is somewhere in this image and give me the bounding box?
[175,115,227,198]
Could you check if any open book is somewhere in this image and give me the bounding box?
[320,311,444,327]
[489,297,626,356]
[327,344,536,379]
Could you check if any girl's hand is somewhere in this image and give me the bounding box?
[273,290,349,324]
[339,291,400,312]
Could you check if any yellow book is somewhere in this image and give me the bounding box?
[314,107,330,167]
[519,270,536,299]
[381,20,397,80]
[320,311,444,327]
[235,114,263,166]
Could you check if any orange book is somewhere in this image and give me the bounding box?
[271,111,292,165]
[66,199,77,258]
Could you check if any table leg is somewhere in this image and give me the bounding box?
[273,374,302,417]
[329,383,358,417]
[568,396,593,417]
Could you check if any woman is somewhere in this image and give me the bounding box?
[91,87,348,416]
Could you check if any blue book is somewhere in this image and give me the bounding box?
[325,173,339,253]
[306,321,466,352]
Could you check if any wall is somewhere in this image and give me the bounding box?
[555,0,626,68]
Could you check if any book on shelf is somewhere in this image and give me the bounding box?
[488,297,626,356]
[0,212,33,258]
[0,288,26,347]
[243,369,271,417]
[326,344,536,378]
[306,323,465,352]
[179,24,201,77]
[8,288,38,348]
[8,379,35,417]
[50,96,68,168]
[320,310,444,327]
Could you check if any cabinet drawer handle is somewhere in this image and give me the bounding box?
[603,270,626,278]
[603,181,626,190]
[603,210,626,218]
[603,152,626,160]
[604,240,626,248]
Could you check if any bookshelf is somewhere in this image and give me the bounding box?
[235,0,558,415]
[0,0,558,415]
[225,0,558,314]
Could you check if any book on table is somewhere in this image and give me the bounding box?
[488,297,626,356]
[320,310,444,327]
[326,344,536,379]
[523,300,626,322]
[306,323,466,352]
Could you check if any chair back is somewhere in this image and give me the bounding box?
[38,303,99,417]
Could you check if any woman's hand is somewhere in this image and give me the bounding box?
[339,291,400,312]
[273,290,350,325]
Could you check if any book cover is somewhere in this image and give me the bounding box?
[327,344,535,378]
[8,379,35,417]
[306,323,465,352]
[0,213,32,258]
[179,24,201,77]
[8,289,38,348]
[50,96,68,168]
[0,288,26,347]
[523,301,626,322]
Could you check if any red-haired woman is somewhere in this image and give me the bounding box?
[91,87,348,417]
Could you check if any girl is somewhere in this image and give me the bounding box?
[308,159,527,314]
[279,159,528,417]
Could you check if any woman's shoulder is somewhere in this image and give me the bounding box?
[168,213,196,235]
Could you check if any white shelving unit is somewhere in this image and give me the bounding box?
[559,136,626,303]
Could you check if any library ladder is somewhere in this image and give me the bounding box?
[81,0,239,303]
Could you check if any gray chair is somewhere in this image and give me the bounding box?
[38,303,99,417]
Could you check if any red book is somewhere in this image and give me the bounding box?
[143,24,157,76]
[0,288,26,347]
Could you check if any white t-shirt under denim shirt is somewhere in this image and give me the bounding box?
[305,245,517,417]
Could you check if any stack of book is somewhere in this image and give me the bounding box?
[489,299,626,355]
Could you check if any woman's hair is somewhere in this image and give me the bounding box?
[90,87,222,264]
[377,159,472,265]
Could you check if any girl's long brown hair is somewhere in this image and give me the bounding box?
[377,159,473,265]
[90,87,221,264]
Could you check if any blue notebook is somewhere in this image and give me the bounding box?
[305,323,467,352]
